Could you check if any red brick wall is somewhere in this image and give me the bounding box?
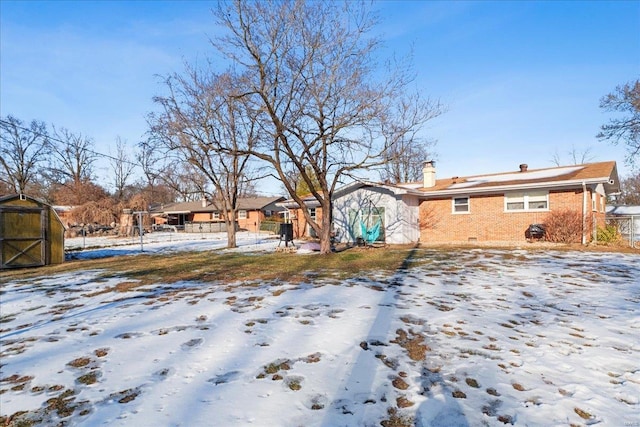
[288,207,323,238]
[419,189,602,243]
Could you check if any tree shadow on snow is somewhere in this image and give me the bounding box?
[321,246,470,427]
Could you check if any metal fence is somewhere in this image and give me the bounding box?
[184,221,236,233]
[606,215,640,248]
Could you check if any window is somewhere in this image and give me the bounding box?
[452,197,469,213]
[238,210,247,219]
[505,191,548,211]
[212,212,220,220]
[506,193,525,210]
[308,208,316,221]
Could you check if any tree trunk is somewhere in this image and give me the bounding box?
[226,210,237,248]
[318,199,332,255]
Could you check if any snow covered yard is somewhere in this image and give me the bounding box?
[1,244,639,426]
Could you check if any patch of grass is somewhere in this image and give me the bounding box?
[391,329,429,361]
[392,377,409,390]
[381,408,415,427]
[67,357,91,368]
[465,378,480,388]
[46,388,77,418]
[0,247,416,287]
[286,377,302,391]
[76,372,100,385]
[574,407,594,420]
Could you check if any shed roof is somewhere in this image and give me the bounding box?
[0,194,66,227]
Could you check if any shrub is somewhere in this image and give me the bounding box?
[597,224,621,244]
[543,209,588,243]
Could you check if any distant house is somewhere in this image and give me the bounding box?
[0,194,66,269]
[151,196,285,233]
[332,161,620,245]
[276,194,324,239]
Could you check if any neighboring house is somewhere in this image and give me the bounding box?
[151,197,285,233]
[52,205,75,227]
[331,161,620,245]
[277,194,323,239]
[0,194,66,269]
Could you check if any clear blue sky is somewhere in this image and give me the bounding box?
[1,0,638,195]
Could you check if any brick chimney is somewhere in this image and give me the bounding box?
[519,163,528,172]
[423,160,436,188]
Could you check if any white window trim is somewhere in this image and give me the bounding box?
[504,191,549,212]
[212,212,220,220]
[452,196,470,214]
[238,209,247,219]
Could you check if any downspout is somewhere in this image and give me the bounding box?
[581,182,587,245]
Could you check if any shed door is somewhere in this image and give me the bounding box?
[0,206,46,269]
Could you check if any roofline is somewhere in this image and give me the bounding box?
[418,176,615,197]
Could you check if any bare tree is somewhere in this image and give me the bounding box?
[110,137,137,201]
[379,93,443,183]
[616,172,640,205]
[213,0,442,253]
[149,68,259,248]
[0,115,50,194]
[49,126,97,185]
[598,79,640,165]
[550,145,595,167]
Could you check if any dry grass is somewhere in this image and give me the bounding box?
[0,246,418,287]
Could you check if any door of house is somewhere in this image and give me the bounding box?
[0,206,46,269]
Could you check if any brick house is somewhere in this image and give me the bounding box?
[331,161,620,245]
[151,196,285,233]
[276,194,324,239]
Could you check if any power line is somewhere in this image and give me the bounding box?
[0,119,141,167]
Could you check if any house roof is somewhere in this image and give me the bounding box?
[155,196,285,214]
[410,161,620,197]
[607,205,640,216]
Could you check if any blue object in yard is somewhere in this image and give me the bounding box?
[360,219,381,244]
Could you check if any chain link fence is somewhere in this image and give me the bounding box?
[606,215,640,248]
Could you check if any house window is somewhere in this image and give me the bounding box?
[452,197,470,213]
[505,191,548,211]
[308,208,316,221]
[591,193,597,212]
[238,210,247,219]
[212,212,220,220]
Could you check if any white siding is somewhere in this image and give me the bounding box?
[332,186,420,245]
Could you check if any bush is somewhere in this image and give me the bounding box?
[543,209,588,243]
[596,224,621,244]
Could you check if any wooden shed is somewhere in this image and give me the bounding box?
[0,194,65,269]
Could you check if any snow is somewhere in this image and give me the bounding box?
[64,231,281,260]
[448,166,584,189]
[608,205,640,216]
[1,234,639,426]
